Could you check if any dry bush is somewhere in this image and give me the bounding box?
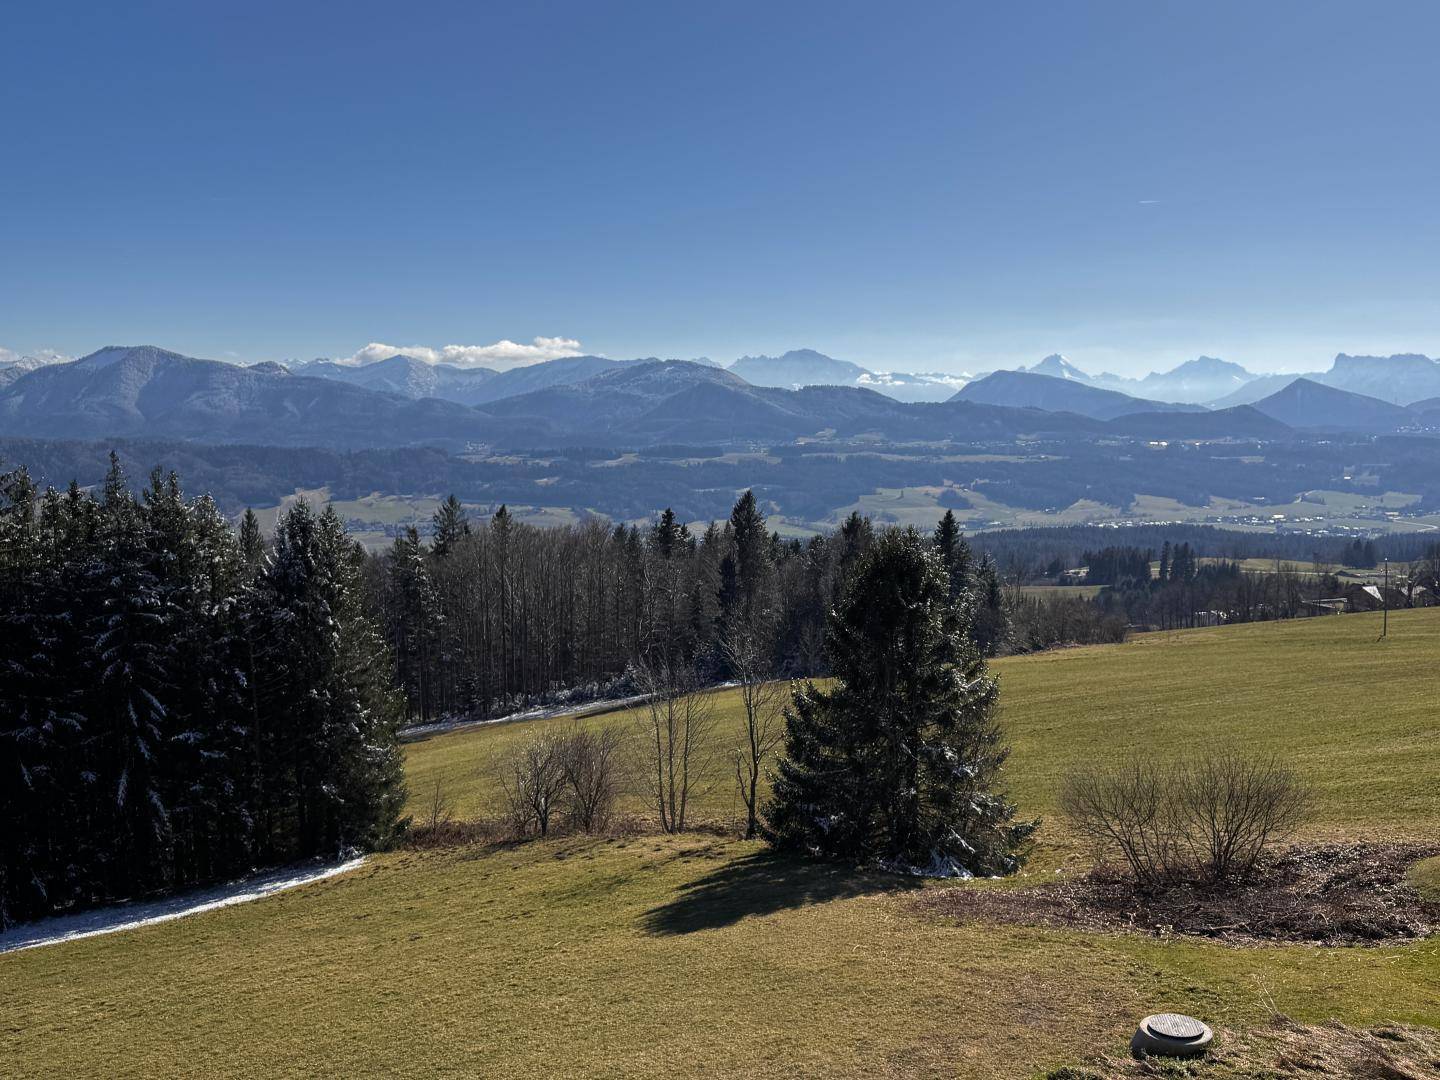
[422,778,455,830]
[492,725,629,839]
[1176,751,1309,883]
[1058,760,1179,890]
[1060,751,1310,890]
[558,722,627,834]
[494,732,568,837]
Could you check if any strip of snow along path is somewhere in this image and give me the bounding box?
[0,855,367,955]
[400,682,740,740]
[400,691,657,739]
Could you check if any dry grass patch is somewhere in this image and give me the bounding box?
[1048,1016,1440,1078]
[914,843,1440,946]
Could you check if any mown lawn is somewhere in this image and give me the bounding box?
[3,608,1438,1078]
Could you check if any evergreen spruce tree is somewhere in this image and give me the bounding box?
[764,527,1034,876]
[255,501,407,855]
[725,490,773,624]
[0,468,72,927]
[83,455,175,895]
[968,553,1009,656]
[649,507,687,559]
[386,527,441,720]
[239,507,266,570]
[431,494,470,557]
[932,509,973,601]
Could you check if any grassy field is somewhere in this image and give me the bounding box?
[407,608,1440,858]
[4,609,1438,1078]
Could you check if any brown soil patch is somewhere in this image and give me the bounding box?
[1046,1016,1440,1078]
[916,843,1440,946]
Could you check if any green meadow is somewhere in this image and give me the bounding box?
[4,608,1437,1078]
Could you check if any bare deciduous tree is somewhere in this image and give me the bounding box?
[722,627,788,839]
[631,660,718,833]
[495,732,568,837]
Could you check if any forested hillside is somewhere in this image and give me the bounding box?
[368,496,1008,724]
[0,460,405,930]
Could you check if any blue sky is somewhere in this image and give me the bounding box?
[3,1,1439,375]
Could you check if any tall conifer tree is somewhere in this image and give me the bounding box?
[765,528,1034,876]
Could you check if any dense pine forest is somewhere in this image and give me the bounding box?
[0,459,405,930]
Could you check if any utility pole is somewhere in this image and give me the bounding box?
[1381,556,1389,639]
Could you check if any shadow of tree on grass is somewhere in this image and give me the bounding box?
[640,850,922,935]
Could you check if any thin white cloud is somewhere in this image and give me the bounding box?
[343,336,586,370]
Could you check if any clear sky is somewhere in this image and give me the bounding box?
[4,1,1439,375]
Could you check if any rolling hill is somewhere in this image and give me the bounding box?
[1106,403,1291,439]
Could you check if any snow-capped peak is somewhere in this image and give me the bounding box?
[1022,354,1090,381]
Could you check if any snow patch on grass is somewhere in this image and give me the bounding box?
[0,855,366,955]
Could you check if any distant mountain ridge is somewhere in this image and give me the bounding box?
[952,370,1206,421]
[1248,378,1421,432]
[293,355,499,404]
[13,342,1437,452]
[0,345,518,449]
[1021,354,1091,382]
[0,344,1307,451]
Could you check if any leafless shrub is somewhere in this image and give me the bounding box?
[494,732,568,838]
[422,778,455,830]
[1060,751,1310,890]
[1176,751,1309,883]
[1059,760,1179,890]
[558,722,627,834]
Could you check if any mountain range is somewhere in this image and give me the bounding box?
[0,345,1436,453]
[1006,351,1440,408]
[24,341,1436,411]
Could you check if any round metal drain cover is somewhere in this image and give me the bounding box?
[1149,1013,1206,1041]
[1131,1013,1214,1059]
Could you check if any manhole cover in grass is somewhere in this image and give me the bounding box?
[1148,1014,1206,1041]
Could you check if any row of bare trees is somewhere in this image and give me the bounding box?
[490,649,789,839]
[369,496,1009,727]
